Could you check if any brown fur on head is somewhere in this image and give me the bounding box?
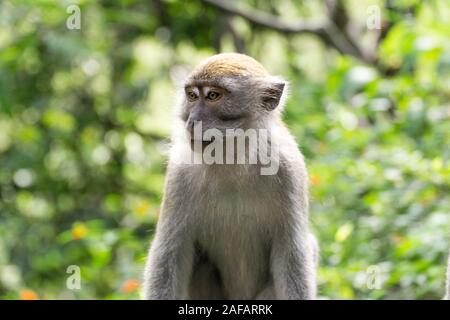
[189,53,269,80]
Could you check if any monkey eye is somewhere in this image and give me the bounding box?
[186,90,198,102]
[206,91,222,101]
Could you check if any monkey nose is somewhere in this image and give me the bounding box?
[186,120,195,135]
[186,120,204,140]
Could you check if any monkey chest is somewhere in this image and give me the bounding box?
[195,186,274,258]
[194,191,273,298]
[195,181,277,236]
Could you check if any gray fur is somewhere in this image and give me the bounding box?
[143,54,318,300]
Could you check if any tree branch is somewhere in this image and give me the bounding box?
[325,0,348,30]
[202,0,377,65]
[202,0,326,34]
[323,0,376,64]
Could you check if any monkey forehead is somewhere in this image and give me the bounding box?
[189,53,269,80]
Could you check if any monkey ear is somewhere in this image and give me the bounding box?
[261,78,286,111]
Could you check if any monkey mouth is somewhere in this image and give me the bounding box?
[190,138,214,151]
[190,136,216,142]
[189,132,216,143]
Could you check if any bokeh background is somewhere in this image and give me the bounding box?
[0,0,449,300]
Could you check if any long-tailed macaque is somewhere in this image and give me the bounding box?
[144,53,318,299]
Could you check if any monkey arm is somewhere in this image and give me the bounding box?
[270,227,317,300]
[143,202,195,300]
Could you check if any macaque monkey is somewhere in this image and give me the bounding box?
[144,53,318,299]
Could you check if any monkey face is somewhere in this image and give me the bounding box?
[182,80,247,140]
[179,53,287,142]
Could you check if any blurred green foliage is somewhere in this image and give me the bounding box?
[0,0,449,299]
